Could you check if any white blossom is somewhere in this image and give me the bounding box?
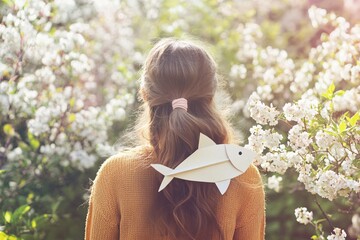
[288,125,312,150]
[0,25,21,57]
[283,98,317,124]
[308,6,328,28]
[314,171,359,200]
[290,62,315,93]
[348,214,360,238]
[0,82,10,113]
[230,64,247,79]
[327,228,347,240]
[267,175,283,192]
[28,99,66,136]
[246,125,283,155]
[69,142,97,170]
[333,87,360,112]
[7,147,23,161]
[246,92,279,126]
[315,131,337,150]
[105,97,132,121]
[260,152,289,174]
[295,207,313,225]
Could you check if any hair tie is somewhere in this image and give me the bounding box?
[172,98,188,111]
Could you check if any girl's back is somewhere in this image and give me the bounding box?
[85,38,265,240]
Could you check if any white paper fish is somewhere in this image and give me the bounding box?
[151,133,256,195]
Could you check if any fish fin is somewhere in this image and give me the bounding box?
[158,176,174,192]
[150,164,174,192]
[150,164,173,175]
[198,132,216,149]
[215,179,231,195]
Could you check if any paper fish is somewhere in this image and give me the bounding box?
[151,133,256,195]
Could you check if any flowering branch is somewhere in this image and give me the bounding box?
[314,196,334,229]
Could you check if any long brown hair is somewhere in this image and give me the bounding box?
[139,38,234,239]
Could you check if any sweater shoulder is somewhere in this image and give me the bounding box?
[231,164,264,195]
[233,164,265,228]
[236,164,263,184]
[95,145,153,182]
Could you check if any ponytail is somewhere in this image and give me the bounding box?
[149,98,229,239]
[139,38,234,239]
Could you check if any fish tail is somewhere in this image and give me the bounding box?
[150,164,174,192]
[151,164,173,175]
[158,176,174,192]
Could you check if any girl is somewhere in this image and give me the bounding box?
[85,38,265,240]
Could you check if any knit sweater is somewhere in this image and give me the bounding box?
[85,146,265,240]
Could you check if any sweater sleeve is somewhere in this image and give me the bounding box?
[233,165,266,240]
[85,156,121,240]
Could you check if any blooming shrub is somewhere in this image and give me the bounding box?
[0,0,136,238]
[246,6,360,239]
[0,0,359,239]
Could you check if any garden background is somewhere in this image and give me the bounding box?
[0,0,359,239]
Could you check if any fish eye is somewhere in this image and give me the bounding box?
[238,151,242,155]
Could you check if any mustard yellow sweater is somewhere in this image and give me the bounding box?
[85,146,265,240]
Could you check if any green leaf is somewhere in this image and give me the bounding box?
[9,235,17,240]
[4,211,12,223]
[321,92,332,100]
[244,9,256,18]
[311,235,318,240]
[324,129,337,137]
[31,219,37,229]
[1,0,14,6]
[12,205,30,223]
[349,112,359,127]
[318,223,323,231]
[335,90,345,96]
[31,214,50,229]
[27,131,40,150]
[0,231,18,240]
[261,20,281,42]
[68,113,76,123]
[18,179,26,188]
[328,83,335,93]
[0,170,6,175]
[314,218,326,224]
[323,164,333,171]
[338,120,347,133]
[18,141,30,152]
[321,83,335,100]
[3,124,15,136]
[69,97,75,108]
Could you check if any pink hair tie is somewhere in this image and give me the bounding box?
[172,98,188,111]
